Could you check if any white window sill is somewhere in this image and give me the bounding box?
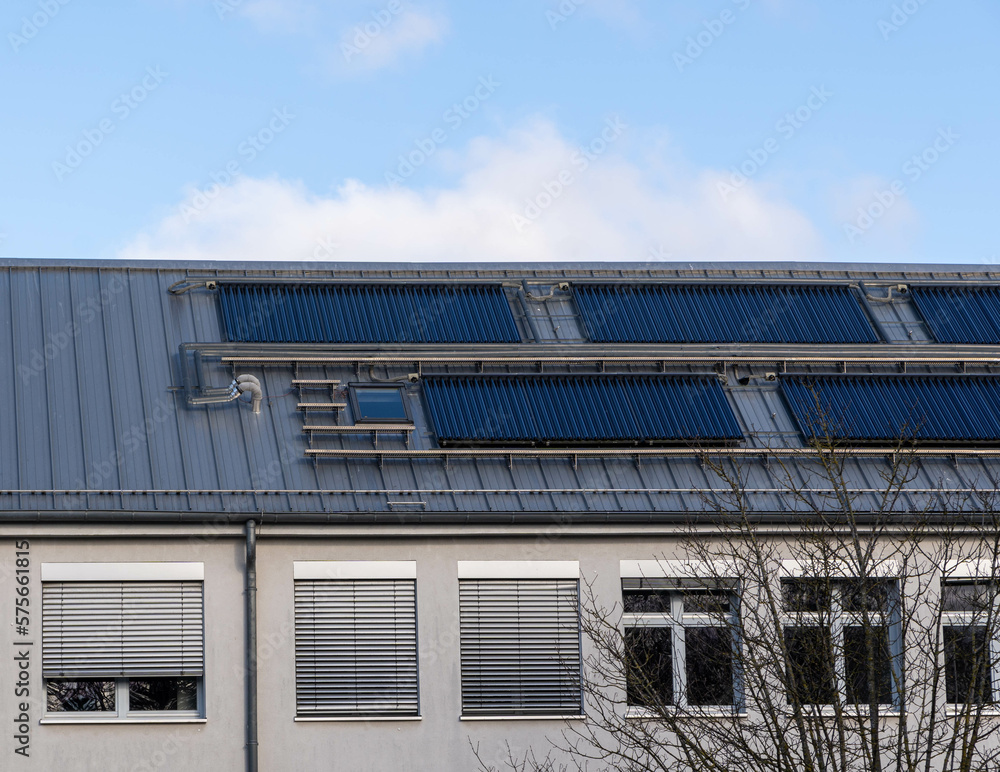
[41,717,207,725]
[294,716,421,722]
[791,706,901,718]
[945,705,1000,717]
[626,707,746,720]
[460,714,587,722]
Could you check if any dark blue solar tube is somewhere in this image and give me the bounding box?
[574,284,879,344]
[781,375,1000,443]
[423,375,743,446]
[911,286,1000,344]
[218,283,521,344]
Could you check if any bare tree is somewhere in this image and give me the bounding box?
[475,429,1000,772]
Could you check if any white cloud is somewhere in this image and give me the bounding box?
[222,1,448,72]
[118,120,825,263]
[337,8,448,73]
[236,0,316,32]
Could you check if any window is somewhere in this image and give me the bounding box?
[350,386,410,422]
[41,563,204,721]
[942,580,997,704]
[458,561,582,717]
[781,577,897,707]
[293,561,418,718]
[622,578,738,711]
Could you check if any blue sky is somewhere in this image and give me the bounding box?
[1,0,998,264]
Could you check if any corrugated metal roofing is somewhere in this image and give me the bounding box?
[574,284,880,343]
[781,375,1000,443]
[910,286,1000,344]
[422,375,743,445]
[218,283,521,343]
[1,262,999,517]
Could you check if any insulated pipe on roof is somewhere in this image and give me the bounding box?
[863,284,908,303]
[236,374,263,414]
[522,280,570,300]
[187,374,262,414]
[187,380,240,405]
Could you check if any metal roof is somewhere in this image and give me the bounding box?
[5,257,1000,282]
[1,261,999,520]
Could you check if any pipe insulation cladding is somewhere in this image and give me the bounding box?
[187,373,263,414]
[236,374,263,414]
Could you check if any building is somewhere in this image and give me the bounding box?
[2,259,1000,771]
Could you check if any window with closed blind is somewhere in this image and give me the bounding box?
[40,563,205,721]
[293,561,419,719]
[457,561,583,718]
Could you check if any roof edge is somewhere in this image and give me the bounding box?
[0,257,998,277]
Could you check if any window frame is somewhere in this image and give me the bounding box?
[44,678,205,722]
[348,384,412,424]
[292,561,420,721]
[457,561,584,720]
[940,578,1000,706]
[40,562,206,724]
[780,575,901,709]
[622,580,742,715]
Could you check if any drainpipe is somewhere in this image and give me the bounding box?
[245,520,258,772]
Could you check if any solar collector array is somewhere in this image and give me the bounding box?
[910,286,1000,344]
[218,283,521,343]
[781,375,1000,444]
[423,374,742,446]
[574,283,880,344]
